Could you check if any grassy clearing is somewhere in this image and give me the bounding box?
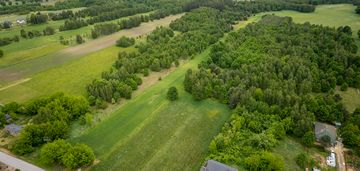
[72,49,231,171]
[335,87,360,112]
[257,4,360,38]
[274,137,331,171]
[0,46,134,103]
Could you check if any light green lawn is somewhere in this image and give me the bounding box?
[0,46,135,103]
[72,49,231,171]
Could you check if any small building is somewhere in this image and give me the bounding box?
[4,124,22,136]
[201,160,237,171]
[314,122,337,145]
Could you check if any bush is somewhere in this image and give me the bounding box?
[40,140,95,169]
[62,144,95,169]
[302,131,315,147]
[95,99,107,109]
[143,68,149,77]
[245,152,284,171]
[43,26,55,35]
[116,36,135,47]
[167,86,178,101]
[341,83,348,91]
[296,152,315,169]
[40,139,71,165]
[0,49,3,58]
[76,35,84,44]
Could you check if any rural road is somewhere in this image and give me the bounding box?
[0,14,184,86]
[0,151,44,171]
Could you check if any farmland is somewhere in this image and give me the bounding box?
[0,11,156,67]
[0,14,183,103]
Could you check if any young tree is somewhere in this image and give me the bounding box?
[167,86,178,101]
[76,35,84,44]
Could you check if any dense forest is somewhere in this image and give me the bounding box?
[183,15,360,170]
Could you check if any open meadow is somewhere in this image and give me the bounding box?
[72,49,231,171]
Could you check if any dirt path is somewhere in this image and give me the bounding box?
[334,141,346,171]
[0,14,184,85]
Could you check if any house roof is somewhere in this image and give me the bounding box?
[315,122,337,143]
[4,124,22,136]
[201,160,237,171]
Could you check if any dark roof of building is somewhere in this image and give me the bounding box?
[201,160,237,171]
[315,122,337,143]
[4,124,22,136]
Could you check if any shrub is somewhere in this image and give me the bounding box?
[340,83,348,91]
[43,26,55,35]
[167,86,178,101]
[40,139,71,165]
[76,35,84,44]
[116,36,135,47]
[62,144,95,169]
[0,49,3,58]
[302,131,315,147]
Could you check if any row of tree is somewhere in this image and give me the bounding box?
[0,26,54,47]
[86,7,235,104]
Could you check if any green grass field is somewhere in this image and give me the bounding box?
[0,46,130,103]
[72,49,231,171]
